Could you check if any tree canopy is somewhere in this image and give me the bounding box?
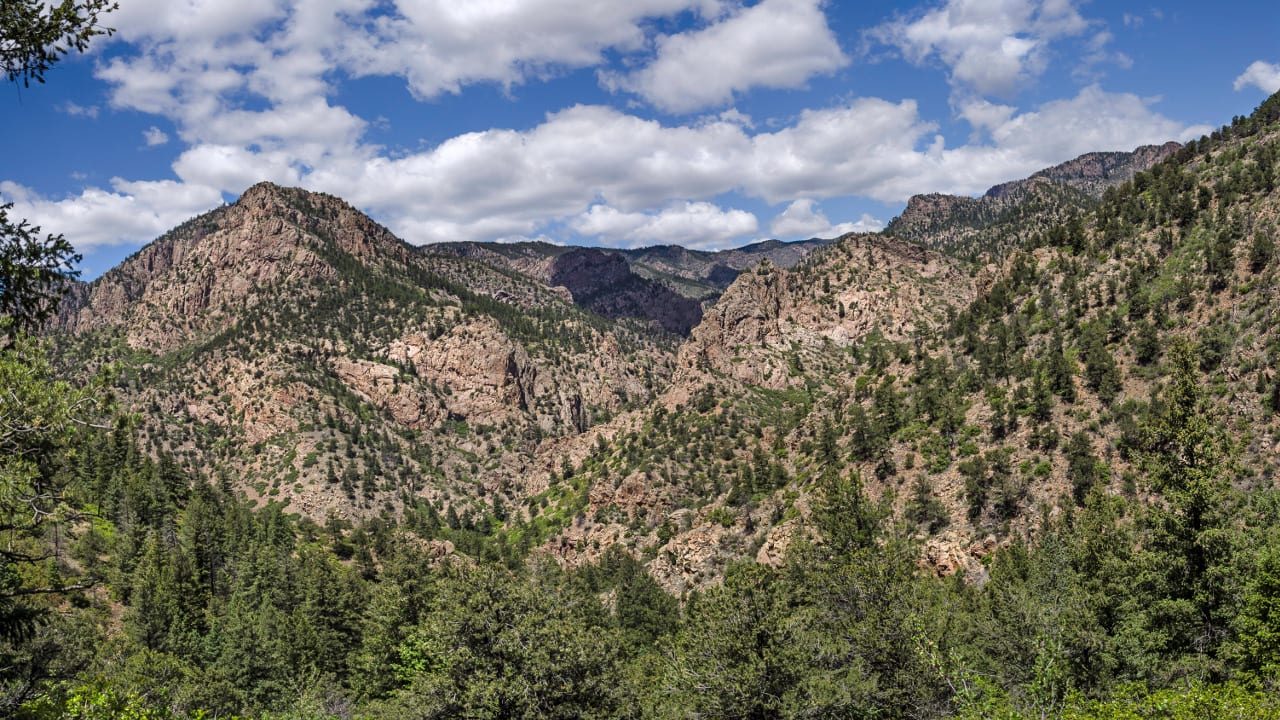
[1,0,117,87]
[0,204,81,334]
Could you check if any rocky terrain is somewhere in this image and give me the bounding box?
[48,96,1280,591]
[18,83,1280,720]
[432,244,705,336]
[1001,141,1182,198]
[55,183,674,525]
[433,236,834,302]
[888,142,1181,259]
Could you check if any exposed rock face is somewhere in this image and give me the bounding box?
[50,179,982,591]
[331,357,440,430]
[56,182,411,352]
[52,182,673,525]
[998,141,1182,198]
[676,235,974,389]
[888,142,1180,258]
[386,317,536,425]
[548,248,631,298]
[677,260,792,388]
[547,249,704,336]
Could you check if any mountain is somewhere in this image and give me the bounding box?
[986,141,1182,199]
[432,236,834,302]
[887,141,1181,259]
[21,92,1280,720]
[46,92,1280,590]
[49,180,957,589]
[517,99,1280,585]
[615,237,835,296]
[425,241,703,335]
[55,182,674,522]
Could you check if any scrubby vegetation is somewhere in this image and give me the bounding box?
[8,77,1280,720]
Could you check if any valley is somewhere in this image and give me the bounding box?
[6,88,1280,718]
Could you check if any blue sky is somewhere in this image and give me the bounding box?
[2,0,1278,278]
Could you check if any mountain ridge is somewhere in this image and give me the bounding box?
[52,181,678,525]
[887,141,1182,259]
[17,88,1280,720]
[44,91,1280,590]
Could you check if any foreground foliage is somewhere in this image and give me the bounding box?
[3,392,1280,719]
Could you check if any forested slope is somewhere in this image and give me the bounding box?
[3,92,1280,719]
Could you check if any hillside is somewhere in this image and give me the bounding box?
[426,242,704,335]
[9,90,1280,719]
[44,96,1280,589]
[522,96,1280,586]
[54,183,675,524]
[887,142,1181,259]
[432,236,834,302]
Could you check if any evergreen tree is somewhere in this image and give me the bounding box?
[1248,231,1274,273]
[1080,321,1121,404]
[1045,330,1076,402]
[1136,339,1240,680]
[1065,431,1101,505]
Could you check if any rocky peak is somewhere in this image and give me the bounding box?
[236,181,293,208]
[988,141,1182,199]
[886,142,1181,259]
[55,183,411,351]
[893,193,986,230]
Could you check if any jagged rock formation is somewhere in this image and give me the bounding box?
[47,91,1280,592]
[59,182,408,351]
[54,183,673,522]
[888,143,1181,259]
[676,235,973,390]
[532,99,1280,588]
[990,141,1182,198]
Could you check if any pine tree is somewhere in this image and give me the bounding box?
[1045,330,1076,402]
[1137,338,1240,676]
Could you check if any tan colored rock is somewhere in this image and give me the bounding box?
[401,317,536,425]
[675,235,974,392]
[331,356,440,429]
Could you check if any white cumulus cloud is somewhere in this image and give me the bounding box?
[1,1,1211,257]
[870,0,1089,97]
[570,202,759,250]
[1235,61,1280,94]
[604,0,849,114]
[10,85,1204,252]
[143,127,170,146]
[0,179,223,250]
[771,199,883,239]
[335,0,723,99]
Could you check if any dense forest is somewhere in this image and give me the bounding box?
[5,327,1280,718]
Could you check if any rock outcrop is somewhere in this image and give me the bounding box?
[676,235,974,390]
[57,182,412,352]
[52,182,673,524]
[888,142,1180,258]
